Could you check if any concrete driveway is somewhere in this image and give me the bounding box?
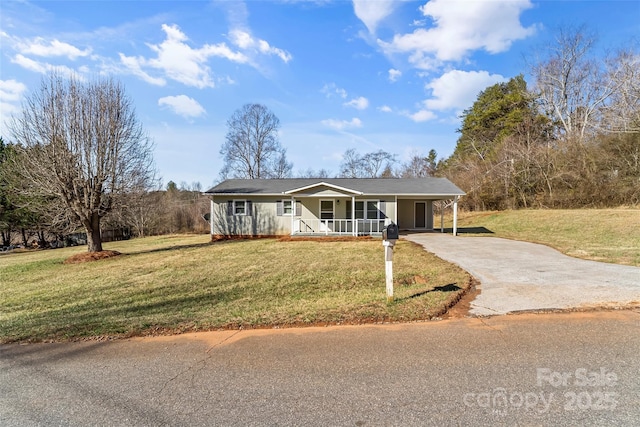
[404,233,640,316]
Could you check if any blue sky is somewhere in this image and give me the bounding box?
[1,1,638,189]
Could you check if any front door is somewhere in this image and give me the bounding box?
[320,200,334,219]
[415,202,426,228]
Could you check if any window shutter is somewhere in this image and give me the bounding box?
[346,200,352,219]
[227,201,233,216]
[295,201,302,216]
[246,200,253,216]
[276,200,283,216]
[379,200,387,218]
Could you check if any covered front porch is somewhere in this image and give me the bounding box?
[284,182,460,236]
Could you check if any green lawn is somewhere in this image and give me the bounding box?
[446,208,640,266]
[0,235,470,343]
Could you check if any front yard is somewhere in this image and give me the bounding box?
[444,208,640,266]
[0,235,470,343]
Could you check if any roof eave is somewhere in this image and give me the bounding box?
[203,192,285,196]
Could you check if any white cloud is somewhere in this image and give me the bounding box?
[158,95,206,119]
[321,117,363,130]
[378,105,392,113]
[0,79,27,116]
[406,109,436,123]
[229,29,292,63]
[353,0,398,34]
[379,0,536,67]
[388,68,401,82]
[120,24,291,88]
[1,33,92,78]
[120,24,249,89]
[344,96,369,110]
[0,79,26,102]
[18,38,91,60]
[11,54,47,73]
[11,54,79,77]
[402,69,505,123]
[321,83,347,99]
[424,69,505,111]
[119,53,166,86]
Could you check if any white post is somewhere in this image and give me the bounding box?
[453,196,459,237]
[440,201,444,233]
[351,196,356,236]
[210,198,215,237]
[383,240,394,300]
[394,195,398,228]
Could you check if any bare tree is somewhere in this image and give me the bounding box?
[530,25,623,142]
[340,148,362,178]
[9,72,154,252]
[601,47,640,133]
[339,148,396,178]
[339,148,364,178]
[220,104,292,179]
[399,149,438,178]
[297,168,330,178]
[361,150,396,177]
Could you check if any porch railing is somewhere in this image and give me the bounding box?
[293,219,385,236]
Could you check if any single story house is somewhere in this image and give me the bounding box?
[203,178,465,238]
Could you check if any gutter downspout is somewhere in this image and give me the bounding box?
[291,196,295,236]
[214,196,215,239]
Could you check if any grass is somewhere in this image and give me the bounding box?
[0,235,470,343]
[444,208,640,266]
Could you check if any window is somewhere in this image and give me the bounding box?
[366,201,379,220]
[347,201,365,219]
[227,200,251,216]
[348,200,380,219]
[234,200,246,215]
[283,200,293,215]
[277,200,300,216]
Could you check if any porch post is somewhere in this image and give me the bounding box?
[453,196,459,237]
[214,196,215,239]
[291,196,295,235]
[352,196,356,236]
[440,201,444,233]
[394,195,398,226]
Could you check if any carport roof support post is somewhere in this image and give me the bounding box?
[453,196,459,237]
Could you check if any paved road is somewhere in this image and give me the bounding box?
[2,311,640,426]
[404,233,640,316]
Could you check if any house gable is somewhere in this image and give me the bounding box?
[284,182,363,197]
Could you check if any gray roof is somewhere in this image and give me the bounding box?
[204,178,465,197]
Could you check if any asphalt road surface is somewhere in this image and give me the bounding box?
[2,310,639,426]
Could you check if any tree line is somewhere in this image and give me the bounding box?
[0,139,209,248]
[442,26,639,210]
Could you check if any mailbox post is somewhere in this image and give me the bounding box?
[382,223,399,301]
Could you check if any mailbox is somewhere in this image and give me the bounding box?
[382,223,399,241]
